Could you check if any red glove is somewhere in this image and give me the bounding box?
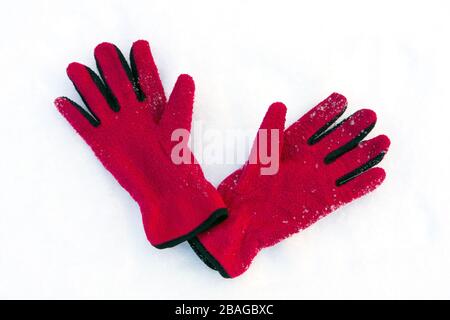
[189,93,390,277]
[55,41,227,249]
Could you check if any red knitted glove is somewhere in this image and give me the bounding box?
[55,41,227,249]
[189,93,390,277]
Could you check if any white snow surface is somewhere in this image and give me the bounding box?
[0,0,449,299]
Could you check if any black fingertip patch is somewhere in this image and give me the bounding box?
[324,122,376,164]
[307,105,347,145]
[336,151,386,186]
[129,48,146,102]
[95,58,122,112]
[67,79,102,127]
[85,66,120,112]
[62,97,100,127]
[114,46,144,102]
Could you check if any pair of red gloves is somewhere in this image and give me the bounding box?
[55,40,390,278]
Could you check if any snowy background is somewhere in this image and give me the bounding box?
[0,0,449,299]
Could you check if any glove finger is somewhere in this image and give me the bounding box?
[67,62,118,122]
[237,102,286,192]
[337,167,386,203]
[160,74,195,137]
[55,97,98,139]
[283,93,347,158]
[130,40,166,122]
[331,134,390,183]
[94,42,139,109]
[318,109,377,163]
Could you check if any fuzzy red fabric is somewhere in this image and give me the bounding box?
[191,93,390,278]
[55,40,227,249]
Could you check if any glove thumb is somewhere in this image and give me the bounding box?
[236,102,286,193]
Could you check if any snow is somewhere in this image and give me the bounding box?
[1,0,450,299]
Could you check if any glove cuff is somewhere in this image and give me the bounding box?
[154,208,228,249]
[188,237,231,278]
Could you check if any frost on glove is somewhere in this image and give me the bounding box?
[189,93,390,277]
[55,40,227,249]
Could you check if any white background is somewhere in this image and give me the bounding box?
[0,0,449,299]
